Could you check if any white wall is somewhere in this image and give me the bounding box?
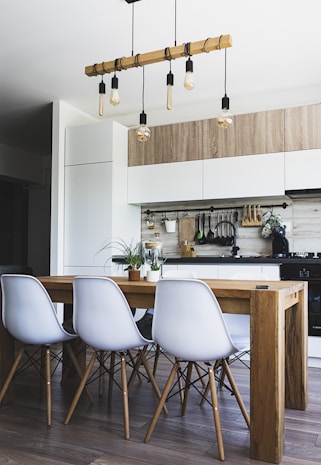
[51,101,97,275]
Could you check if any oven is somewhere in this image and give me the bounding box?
[280,261,321,337]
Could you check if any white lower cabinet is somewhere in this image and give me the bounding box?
[163,263,280,280]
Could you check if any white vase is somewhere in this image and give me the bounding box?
[165,220,176,233]
[146,270,160,282]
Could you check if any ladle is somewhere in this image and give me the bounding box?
[207,214,215,243]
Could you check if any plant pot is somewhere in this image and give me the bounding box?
[146,270,161,282]
[128,269,141,281]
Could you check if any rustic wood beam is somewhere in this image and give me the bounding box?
[85,34,232,77]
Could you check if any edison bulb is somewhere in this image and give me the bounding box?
[136,125,151,142]
[217,109,233,128]
[184,57,194,90]
[98,80,106,117]
[166,70,174,110]
[136,111,151,142]
[109,88,120,106]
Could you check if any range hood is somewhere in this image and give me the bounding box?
[285,188,321,199]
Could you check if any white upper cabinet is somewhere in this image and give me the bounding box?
[203,153,285,200]
[128,160,203,204]
[285,149,321,190]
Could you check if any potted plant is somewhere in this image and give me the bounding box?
[146,257,167,282]
[99,239,144,281]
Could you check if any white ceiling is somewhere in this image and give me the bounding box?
[1,0,321,132]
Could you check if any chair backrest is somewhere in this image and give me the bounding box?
[162,269,197,279]
[73,276,150,351]
[153,279,238,362]
[0,274,74,345]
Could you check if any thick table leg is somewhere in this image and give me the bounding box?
[250,289,285,463]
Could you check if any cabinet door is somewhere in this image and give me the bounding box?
[128,160,203,204]
[65,121,114,165]
[285,149,321,190]
[64,162,112,268]
[285,104,321,151]
[203,152,285,200]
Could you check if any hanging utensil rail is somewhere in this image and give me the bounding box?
[144,202,288,216]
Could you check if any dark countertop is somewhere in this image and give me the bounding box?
[112,255,321,266]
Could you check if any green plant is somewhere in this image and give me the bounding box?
[150,257,167,271]
[99,239,144,270]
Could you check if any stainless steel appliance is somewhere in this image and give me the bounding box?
[280,261,321,336]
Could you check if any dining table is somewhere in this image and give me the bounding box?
[0,275,308,464]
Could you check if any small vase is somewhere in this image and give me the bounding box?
[128,269,141,281]
[146,270,160,282]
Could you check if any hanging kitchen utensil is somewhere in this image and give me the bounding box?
[194,215,202,243]
[199,212,207,244]
[206,214,215,243]
[219,212,227,246]
[213,211,220,244]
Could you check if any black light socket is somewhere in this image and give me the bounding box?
[99,80,106,94]
[167,71,174,86]
[222,94,230,110]
[185,57,193,73]
[111,75,118,90]
[139,111,147,125]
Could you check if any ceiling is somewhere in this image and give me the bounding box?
[1,0,321,153]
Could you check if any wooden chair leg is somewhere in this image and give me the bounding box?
[0,346,24,404]
[107,351,116,404]
[64,352,96,425]
[152,344,161,377]
[45,347,52,426]
[194,362,206,387]
[99,350,105,396]
[221,359,250,429]
[181,361,193,416]
[144,362,178,443]
[65,343,94,404]
[139,350,168,414]
[208,366,225,461]
[121,355,130,440]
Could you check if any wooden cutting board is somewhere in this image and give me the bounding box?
[178,217,195,245]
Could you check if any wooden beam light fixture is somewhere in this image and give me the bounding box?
[85,34,232,77]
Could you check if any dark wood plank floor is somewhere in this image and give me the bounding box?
[0,347,320,465]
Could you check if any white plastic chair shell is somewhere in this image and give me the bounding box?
[152,279,247,362]
[73,276,152,351]
[1,274,77,345]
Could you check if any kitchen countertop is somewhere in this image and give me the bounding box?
[113,255,321,265]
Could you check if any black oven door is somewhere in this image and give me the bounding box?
[308,282,321,336]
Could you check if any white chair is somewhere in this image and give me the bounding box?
[224,272,269,367]
[151,269,197,379]
[0,274,87,426]
[144,278,250,461]
[63,276,165,439]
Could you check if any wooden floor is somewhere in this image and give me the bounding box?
[0,347,320,465]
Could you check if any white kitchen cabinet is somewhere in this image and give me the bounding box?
[285,149,321,190]
[217,264,280,280]
[128,160,203,204]
[64,121,141,276]
[177,264,219,279]
[203,152,285,200]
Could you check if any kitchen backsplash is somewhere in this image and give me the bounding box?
[141,197,321,257]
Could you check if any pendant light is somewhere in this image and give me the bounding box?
[217,48,233,128]
[98,76,105,117]
[166,69,174,110]
[109,73,120,106]
[136,66,151,142]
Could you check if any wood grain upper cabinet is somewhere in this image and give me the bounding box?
[225,110,284,156]
[285,104,321,151]
[128,109,284,166]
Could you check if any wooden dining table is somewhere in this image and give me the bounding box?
[0,275,308,464]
